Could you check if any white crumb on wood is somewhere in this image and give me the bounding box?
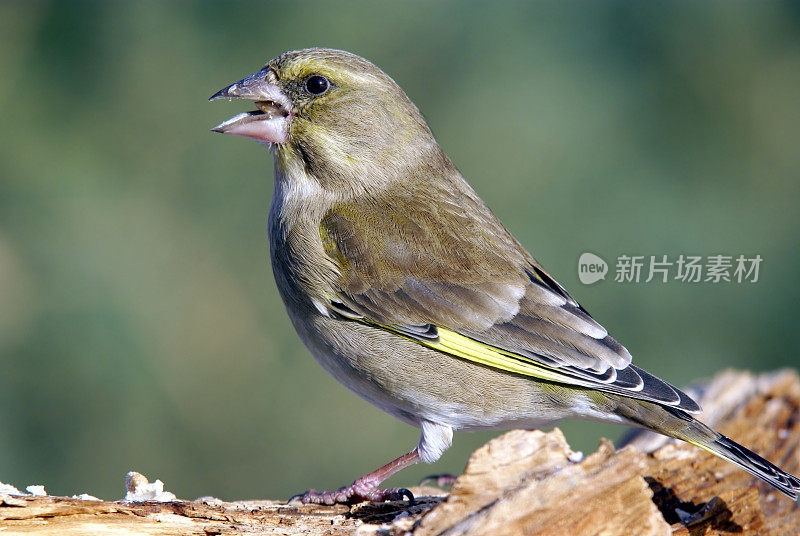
[123,471,177,502]
[25,485,47,496]
[568,450,584,463]
[0,482,22,495]
[71,493,101,501]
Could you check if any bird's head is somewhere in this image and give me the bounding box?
[211,48,441,189]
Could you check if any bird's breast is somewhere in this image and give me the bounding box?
[267,164,340,316]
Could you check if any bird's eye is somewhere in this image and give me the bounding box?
[305,75,330,95]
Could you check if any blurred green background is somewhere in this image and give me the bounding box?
[1,1,799,502]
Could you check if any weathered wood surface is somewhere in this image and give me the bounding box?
[1,369,799,535]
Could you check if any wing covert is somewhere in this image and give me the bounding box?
[318,181,700,414]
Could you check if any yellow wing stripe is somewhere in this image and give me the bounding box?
[428,328,568,382]
[332,297,584,385]
[345,313,693,412]
[375,321,570,383]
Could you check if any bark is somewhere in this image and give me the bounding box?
[2,369,799,535]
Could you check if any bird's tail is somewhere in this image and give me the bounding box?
[672,417,800,501]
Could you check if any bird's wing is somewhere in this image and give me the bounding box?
[318,180,700,413]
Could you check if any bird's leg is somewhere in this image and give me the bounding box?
[290,449,421,505]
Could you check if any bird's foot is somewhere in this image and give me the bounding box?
[419,473,458,488]
[289,483,414,505]
[288,449,422,505]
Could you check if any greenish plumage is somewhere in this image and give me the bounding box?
[210,48,800,504]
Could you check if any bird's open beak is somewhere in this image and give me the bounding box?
[209,68,292,144]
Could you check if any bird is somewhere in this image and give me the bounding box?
[209,47,800,505]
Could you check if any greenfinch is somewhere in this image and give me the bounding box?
[210,48,800,505]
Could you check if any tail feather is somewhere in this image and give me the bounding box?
[685,431,800,501]
[647,406,800,501]
[611,393,799,501]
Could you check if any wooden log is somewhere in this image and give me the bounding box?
[1,369,798,535]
